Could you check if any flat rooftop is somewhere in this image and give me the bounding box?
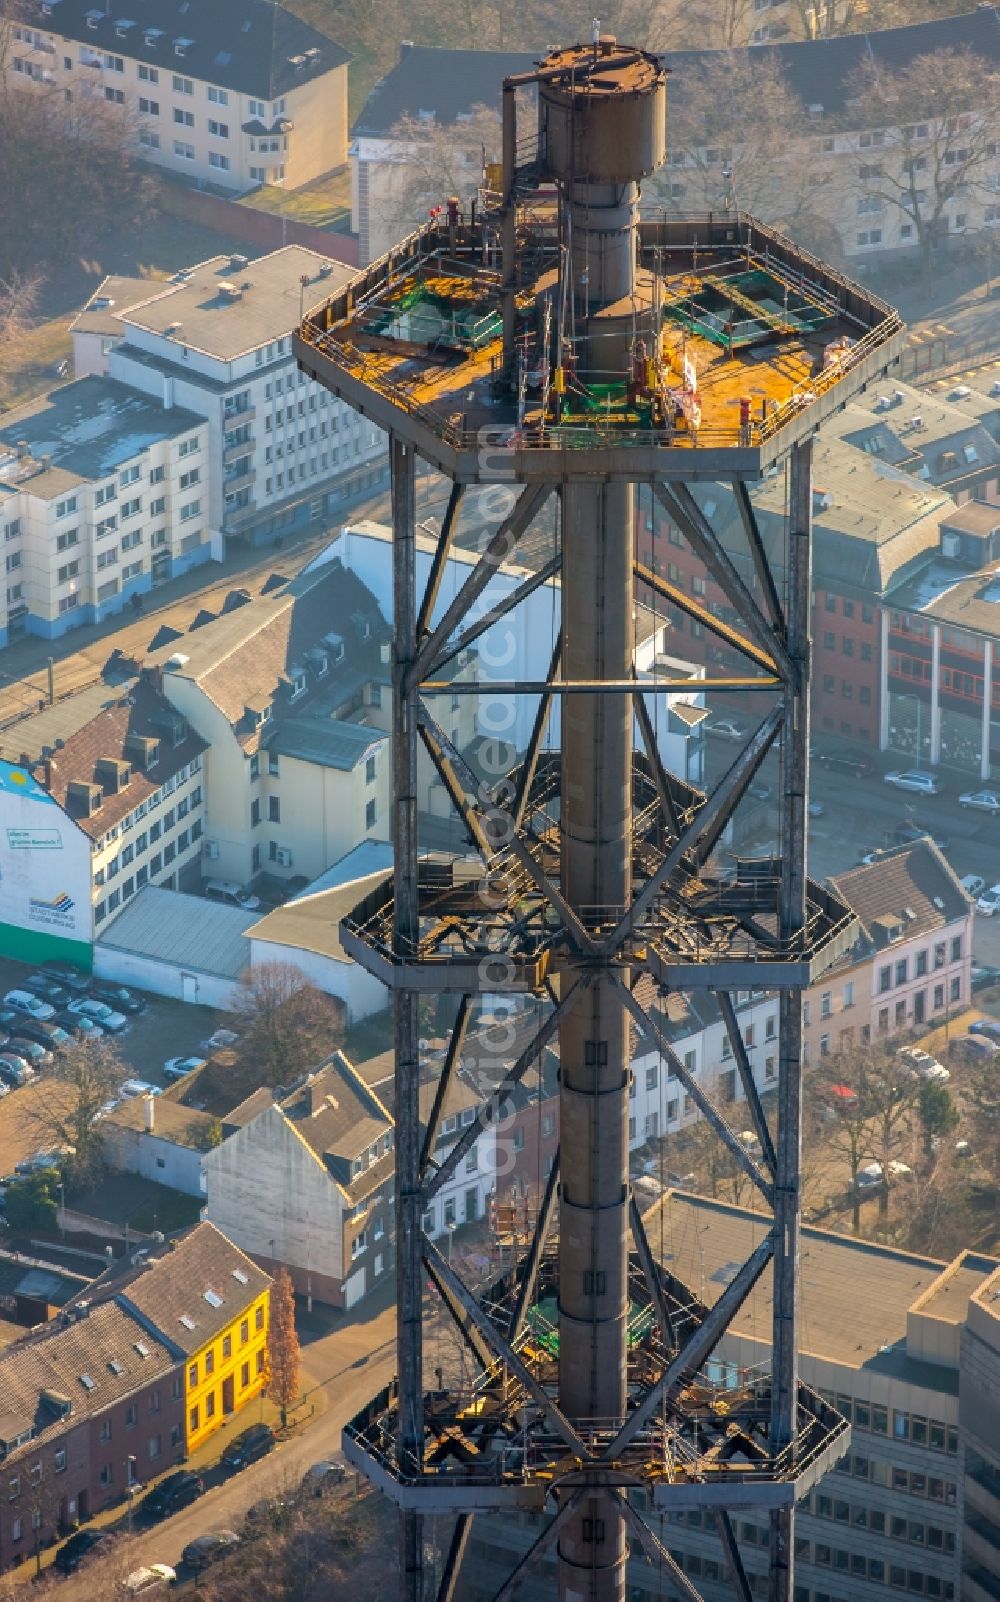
[124,247,356,362]
[914,1253,999,1326]
[645,1190,997,1374]
[0,376,202,492]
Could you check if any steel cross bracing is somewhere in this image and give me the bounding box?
[337,441,857,1602]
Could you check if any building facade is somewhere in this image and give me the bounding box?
[6,0,349,193]
[0,377,213,645]
[113,1221,271,1456]
[84,247,388,547]
[0,678,206,963]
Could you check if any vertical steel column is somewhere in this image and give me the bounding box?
[392,434,424,1602]
[769,439,813,1602]
[501,81,517,382]
[557,479,632,1602]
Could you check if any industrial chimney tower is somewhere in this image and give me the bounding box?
[295,37,903,1602]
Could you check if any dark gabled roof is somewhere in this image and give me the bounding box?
[353,13,1000,136]
[829,839,969,946]
[0,1301,174,1463]
[25,0,348,98]
[113,1221,270,1357]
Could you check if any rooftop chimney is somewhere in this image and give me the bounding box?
[144,1094,155,1133]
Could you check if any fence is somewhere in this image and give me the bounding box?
[157,180,358,267]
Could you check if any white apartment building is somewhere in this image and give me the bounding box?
[350,16,998,268]
[0,376,212,646]
[146,557,475,891]
[0,675,206,965]
[74,246,388,546]
[7,0,349,192]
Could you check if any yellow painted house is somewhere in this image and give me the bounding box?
[117,1220,271,1455]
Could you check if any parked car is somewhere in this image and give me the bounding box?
[120,1079,161,1099]
[141,1469,204,1521]
[221,1422,275,1471]
[55,1009,103,1039]
[807,800,826,818]
[200,1029,239,1053]
[55,1529,112,1574]
[182,1530,241,1572]
[972,963,1000,992]
[3,989,54,1021]
[818,750,872,779]
[204,878,261,911]
[883,770,942,795]
[67,998,128,1033]
[301,1459,347,1497]
[959,789,1000,815]
[12,1019,71,1051]
[898,1046,950,1083]
[950,1035,997,1065]
[977,885,1000,916]
[0,1056,36,1087]
[164,1055,206,1082]
[90,982,146,1014]
[962,875,988,900]
[37,962,89,993]
[122,1564,176,1596]
[705,717,746,742]
[856,1161,884,1191]
[5,1036,51,1067]
[969,1019,1000,1045]
[23,976,70,1007]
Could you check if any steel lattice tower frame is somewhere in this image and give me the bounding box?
[294,38,903,1602]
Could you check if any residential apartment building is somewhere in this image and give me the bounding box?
[828,842,973,1044]
[150,561,400,890]
[625,840,972,1146]
[0,1299,180,1571]
[467,1192,1000,1602]
[350,15,999,268]
[76,246,388,546]
[111,1221,270,1455]
[0,676,206,965]
[0,376,212,645]
[6,0,349,192]
[203,1057,396,1310]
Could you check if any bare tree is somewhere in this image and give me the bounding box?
[964,1052,1000,1217]
[25,1037,129,1185]
[230,961,344,1094]
[367,105,499,262]
[841,48,1000,283]
[809,1058,877,1235]
[655,51,842,260]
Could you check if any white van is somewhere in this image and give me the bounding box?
[204,879,261,910]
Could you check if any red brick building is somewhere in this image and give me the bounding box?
[0,1300,180,1570]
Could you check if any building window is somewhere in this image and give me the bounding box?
[268,796,280,823]
[366,799,377,829]
[100,1464,113,1487]
[895,958,907,986]
[189,1406,199,1434]
[222,1334,232,1359]
[255,1305,264,1331]
[188,1362,197,1386]
[951,935,962,962]
[950,976,961,1002]
[878,965,891,993]
[172,73,193,93]
[204,1392,215,1421]
[54,1449,66,1473]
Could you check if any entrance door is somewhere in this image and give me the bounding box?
[913,990,926,1025]
[181,972,198,1004]
[464,1186,479,1222]
[222,1374,235,1414]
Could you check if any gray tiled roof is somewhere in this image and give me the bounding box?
[354,13,999,136]
[21,0,349,98]
[115,1221,270,1357]
[0,1301,174,1461]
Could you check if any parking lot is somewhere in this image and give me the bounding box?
[0,954,227,1179]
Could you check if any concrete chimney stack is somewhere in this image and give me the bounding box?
[144,1094,155,1133]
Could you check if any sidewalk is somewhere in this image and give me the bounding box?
[26,1359,330,1580]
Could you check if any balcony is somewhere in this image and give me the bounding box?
[223,464,256,493]
[222,403,255,426]
[223,437,253,464]
[223,499,257,531]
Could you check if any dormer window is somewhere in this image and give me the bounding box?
[85,9,101,26]
[290,671,306,700]
[174,37,192,56]
[145,27,163,45]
